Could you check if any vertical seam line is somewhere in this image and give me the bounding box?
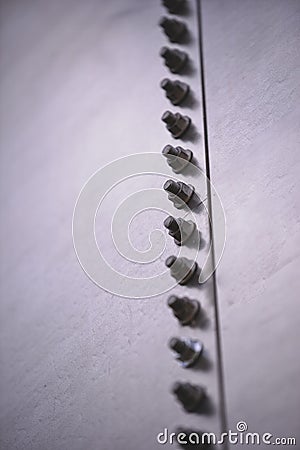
[196,0,229,447]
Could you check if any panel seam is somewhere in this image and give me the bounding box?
[196,0,229,447]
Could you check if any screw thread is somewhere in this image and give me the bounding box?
[169,337,188,354]
[168,295,185,313]
[164,179,180,194]
[162,110,176,126]
[165,255,176,268]
[164,216,179,232]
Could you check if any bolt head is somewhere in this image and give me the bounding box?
[160,46,169,57]
[165,255,176,268]
[160,78,172,91]
[161,110,175,125]
[164,216,179,232]
[163,179,179,194]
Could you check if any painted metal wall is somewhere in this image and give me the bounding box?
[0,1,299,449]
[0,1,221,449]
[202,0,300,445]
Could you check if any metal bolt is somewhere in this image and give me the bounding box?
[165,255,177,268]
[164,179,180,195]
[169,336,190,353]
[160,46,188,73]
[168,295,200,324]
[164,215,195,245]
[160,78,189,105]
[168,337,203,368]
[162,143,180,157]
[162,0,186,15]
[165,255,197,285]
[164,216,181,240]
[162,110,176,126]
[159,17,187,42]
[161,110,191,138]
[172,381,206,412]
[162,144,193,173]
[163,179,195,209]
[163,144,192,161]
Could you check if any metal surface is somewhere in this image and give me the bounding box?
[1,0,299,449]
[0,1,221,449]
[202,0,300,444]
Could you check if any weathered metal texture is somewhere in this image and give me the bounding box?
[202,0,300,444]
[0,1,221,450]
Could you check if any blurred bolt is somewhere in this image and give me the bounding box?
[168,337,203,367]
[161,110,191,138]
[167,295,200,324]
[172,381,206,412]
[160,46,188,73]
[160,78,189,105]
[159,17,187,42]
[162,0,186,15]
[165,255,197,285]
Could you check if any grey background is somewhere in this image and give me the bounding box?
[0,0,299,449]
[202,0,300,445]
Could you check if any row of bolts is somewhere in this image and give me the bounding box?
[159,0,211,443]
